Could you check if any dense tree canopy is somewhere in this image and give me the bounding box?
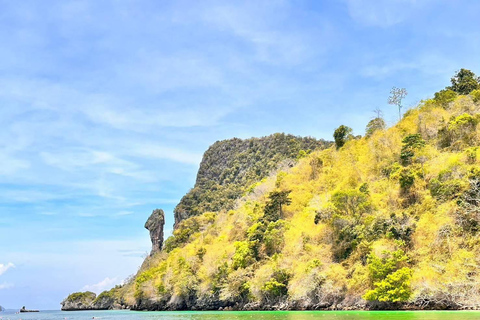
[333,125,353,149]
[263,190,292,221]
[448,68,480,95]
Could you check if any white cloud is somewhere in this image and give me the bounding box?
[199,2,327,66]
[129,144,202,166]
[360,62,417,79]
[0,189,69,204]
[81,103,232,131]
[40,149,118,170]
[81,277,120,294]
[0,262,15,276]
[359,54,459,80]
[0,282,14,290]
[115,211,134,216]
[40,149,157,181]
[0,153,30,176]
[346,0,431,27]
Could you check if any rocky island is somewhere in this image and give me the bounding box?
[20,306,39,312]
[62,70,480,311]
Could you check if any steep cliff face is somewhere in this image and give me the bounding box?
[145,209,165,254]
[174,133,330,227]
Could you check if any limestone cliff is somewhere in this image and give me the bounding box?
[145,209,165,254]
[61,292,97,311]
[61,290,122,311]
[173,133,330,227]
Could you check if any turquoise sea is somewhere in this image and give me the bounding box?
[2,310,480,320]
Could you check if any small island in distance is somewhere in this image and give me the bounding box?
[63,69,480,311]
[20,306,39,312]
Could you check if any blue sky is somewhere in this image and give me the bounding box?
[1,0,479,310]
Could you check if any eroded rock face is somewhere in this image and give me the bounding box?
[145,209,165,254]
[60,291,119,311]
[91,294,116,310]
[61,291,97,311]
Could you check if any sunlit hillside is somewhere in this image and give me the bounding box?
[65,70,480,311]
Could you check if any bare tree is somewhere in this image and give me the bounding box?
[388,87,408,121]
[373,107,383,119]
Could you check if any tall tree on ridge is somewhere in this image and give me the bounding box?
[388,87,408,121]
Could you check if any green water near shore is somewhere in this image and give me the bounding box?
[2,310,480,320]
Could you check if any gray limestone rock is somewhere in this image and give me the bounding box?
[145,209,165,254]
[61,292,97,311]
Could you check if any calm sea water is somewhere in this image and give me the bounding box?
[1,310,480,320]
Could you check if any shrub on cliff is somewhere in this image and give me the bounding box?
[434,89,457,108]
[363,249,412,302]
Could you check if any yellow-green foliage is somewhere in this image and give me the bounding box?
[66,291,96,303]
[471,89,480,103]
[116,93,480,308]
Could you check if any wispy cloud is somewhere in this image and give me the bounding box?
[0,154,30,177]
[40,149,159,182]
[0,189,70,204]
[82,277,120,294]
[128,144,202,166]
[115,211,134,217]
[0,282,14,290]
[118,249,148,258]
[345,0,432,27]
[0,262,15,276]
[360,62,418,79]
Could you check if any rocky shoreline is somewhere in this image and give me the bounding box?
[62,295,480,312]
[128,302,480,312]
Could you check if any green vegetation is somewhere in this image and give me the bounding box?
[174,133,330,227]
[366,117,386,137]
[65,291,96,303]
[263,190,292,222]
[333,125,353,149]
[400,134,425,165]
[434,89,457,107]
[75,69,480,310]
[363,249,412,302]
[448,68,480,95]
